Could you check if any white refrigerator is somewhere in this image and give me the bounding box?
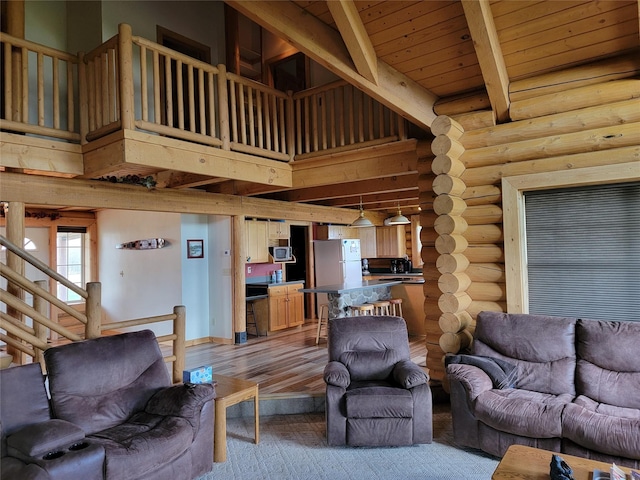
[314,239,363,308]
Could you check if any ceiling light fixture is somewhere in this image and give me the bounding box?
[350,196,374,228]
[387,203,410,225]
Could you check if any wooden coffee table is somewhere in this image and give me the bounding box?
[492,445,633,480]
[212,374,259,463]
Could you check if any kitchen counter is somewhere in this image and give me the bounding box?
[299,279,401,294]
[364,274,425,284]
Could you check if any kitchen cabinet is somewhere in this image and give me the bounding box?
[376,225,406,258]
[316,225,357,240]
[358,227,377,258]
[245,220,269,263]
[268,221,289,240]
[268,283,304,331]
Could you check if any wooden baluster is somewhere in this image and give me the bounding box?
[229,79,237,142]
[264,91,272,151]
[256,88,264,148]
[164,54,173,127]
[238,84,247,144]
[217,64,230,150]
[247,86,255,146]
[153,50,160,123]
[140,45,148,122]
[207,71,215,137]
[37,52,44,126]
[271,94,279,152]
[52,57,60,129]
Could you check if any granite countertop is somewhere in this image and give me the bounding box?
[299,279,402,294]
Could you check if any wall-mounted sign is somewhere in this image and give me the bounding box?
[116,238,167,250]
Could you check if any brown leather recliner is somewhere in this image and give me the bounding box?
[323,315,432,446]
[43,329,215,480]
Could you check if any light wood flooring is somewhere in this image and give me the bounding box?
[185,321,429,398]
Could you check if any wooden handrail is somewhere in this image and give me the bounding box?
[0,235,87,299]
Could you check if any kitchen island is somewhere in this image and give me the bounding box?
[300,280,402,319]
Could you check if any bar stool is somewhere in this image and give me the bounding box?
[316,304,329,345]
[389,298,404,317]
[349,304,375,316]
[372,300,390,316]
[246,299,261,336]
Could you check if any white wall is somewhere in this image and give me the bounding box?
[97,210,181,337]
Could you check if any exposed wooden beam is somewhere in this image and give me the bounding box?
[326,0,378,84]
[461,0,510,123]
[265,174,419,203]
[320,189,418,207]
[226,0,438,130]
[0,171,388,225]
[155,171,227,189]
[1,132,83,176]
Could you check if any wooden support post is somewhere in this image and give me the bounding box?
[217,64,230,150]
[33,280,48,366]
[173,305,186,384]
[117,23,135,130]
[6,201,25,363]
[232,215,246,343]
[85,282,101,339]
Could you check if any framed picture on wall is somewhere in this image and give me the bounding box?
[187,239,204,259]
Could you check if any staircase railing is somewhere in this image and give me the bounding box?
[0,234,185,382]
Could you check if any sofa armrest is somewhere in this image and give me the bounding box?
[7,419,85,458]
[446,364,494,400]
[392,360,429,389]
[324,361,350,388]
[145,383,215,419]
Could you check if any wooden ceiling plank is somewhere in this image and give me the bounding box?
[461,0,510,123]
[361,1,448,35]
[326,0,379,84]
[227,0,438,130]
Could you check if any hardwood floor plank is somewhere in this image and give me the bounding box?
[184,322,429,398]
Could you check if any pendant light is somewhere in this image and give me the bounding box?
[387,203,410,225]
[351,196,374,228]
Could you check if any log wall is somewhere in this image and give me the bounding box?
[425,67,640,383]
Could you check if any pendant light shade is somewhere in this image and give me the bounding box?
[387,203,410,225]
[351,197,374,228]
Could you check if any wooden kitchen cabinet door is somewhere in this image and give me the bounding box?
[246,220,269,263]
[269,293,289,331]
[376,225,406,258]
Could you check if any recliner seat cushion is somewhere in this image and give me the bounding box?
[88,412,194,480]
[474,388,572,438]
[345,385,413,418]
[562,395,640,459]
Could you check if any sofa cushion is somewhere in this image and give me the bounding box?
[473,311,577,396]
[45,330,171,435]
[562,395,640,459]
[575,318,640,409]
[474,388,573,438]
[88,412,194,480]
[345,385,413,418]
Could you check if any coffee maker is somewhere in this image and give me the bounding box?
[391,257,412,274]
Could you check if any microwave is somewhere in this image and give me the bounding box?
[269,246,293,261]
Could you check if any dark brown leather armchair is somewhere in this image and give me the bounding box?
[323,315,432,446]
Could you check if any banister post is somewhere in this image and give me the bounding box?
[85,282,101,339]
[216,64,230,151]
[118,23,135,130]
[33,280,49,367]
[173,305,186,384]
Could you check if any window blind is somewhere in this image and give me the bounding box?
[524,182,640,322]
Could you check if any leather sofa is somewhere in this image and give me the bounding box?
[446,311,640,469]
[0,330,215,480]
[324,315,432,446]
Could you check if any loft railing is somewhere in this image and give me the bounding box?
[0,234,185,382]
[1,23,406,163]
[0,32,80,142]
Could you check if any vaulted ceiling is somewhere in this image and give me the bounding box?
[223,0,639,217]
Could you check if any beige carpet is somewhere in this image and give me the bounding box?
[198,404,499,479]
